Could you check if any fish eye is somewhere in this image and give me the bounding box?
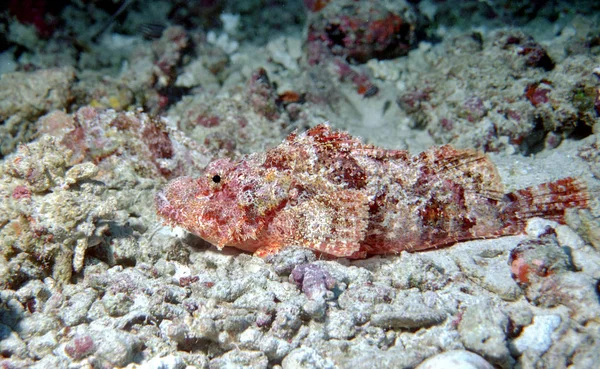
[212,175,221,183]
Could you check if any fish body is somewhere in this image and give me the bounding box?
[156,124,588,258]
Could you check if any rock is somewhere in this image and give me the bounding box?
[0,136,116,286]
[571,246,600,279]
[337,283,395,324]
[102,291,134,317]
[64,162,99,185]
[88,326,142,367]
[233,289,277,311]
[0,292,25,329]
[267,37,300,72]
[329,341,428,369]
[282,347,336,369]
[209,350,268,369]
[86,300,108,321]
[257,334,293,361]
[64,333,96,360]
[371,291,447,329]
[15,279,52,313]
[387,253,450,291]
[58,288,98,326]
[302,298,327,320]
[28,354,69,369]
[452,245,522,301]
[272,303,303,339]
[415,350,494,369]
[0,324,27,358]
[0,67,75,121]
[525,271,600,323]
[140,354,186,369]
[159,320,189,347]
[508,234,573,287]
[371,307,446,329]
[326,309,356,339]
[266,247,316,276]
[458,300,513,368]
[510,315,561,355]
[189,317,218,342]
[16,313,60,340]
[26,331,57,359]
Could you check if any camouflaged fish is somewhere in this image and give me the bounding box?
[155,124,588,258]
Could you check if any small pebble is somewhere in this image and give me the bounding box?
[415,350,494,369]
[65,162,99,185]
[511,315,561,355]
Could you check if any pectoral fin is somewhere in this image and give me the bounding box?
[272,189,370,258]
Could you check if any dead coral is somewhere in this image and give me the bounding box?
[0,67,75,156]
[395,30,599,153]
[37,107,211,183]
[168,68,289,156]
[0,137,116,288]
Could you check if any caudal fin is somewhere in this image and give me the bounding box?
[501,177,589,231]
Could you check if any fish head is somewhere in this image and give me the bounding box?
[156,155,291,249]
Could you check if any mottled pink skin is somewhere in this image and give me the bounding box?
[156,157,283,252]
[156,124,588,258]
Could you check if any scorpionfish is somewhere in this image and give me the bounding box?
[155,124,588,258]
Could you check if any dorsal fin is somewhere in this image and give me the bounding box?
[418,145,505,200]
[305,124,410,160]
[305,124,364,148]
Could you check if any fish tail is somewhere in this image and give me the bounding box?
[501,177,589,230]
